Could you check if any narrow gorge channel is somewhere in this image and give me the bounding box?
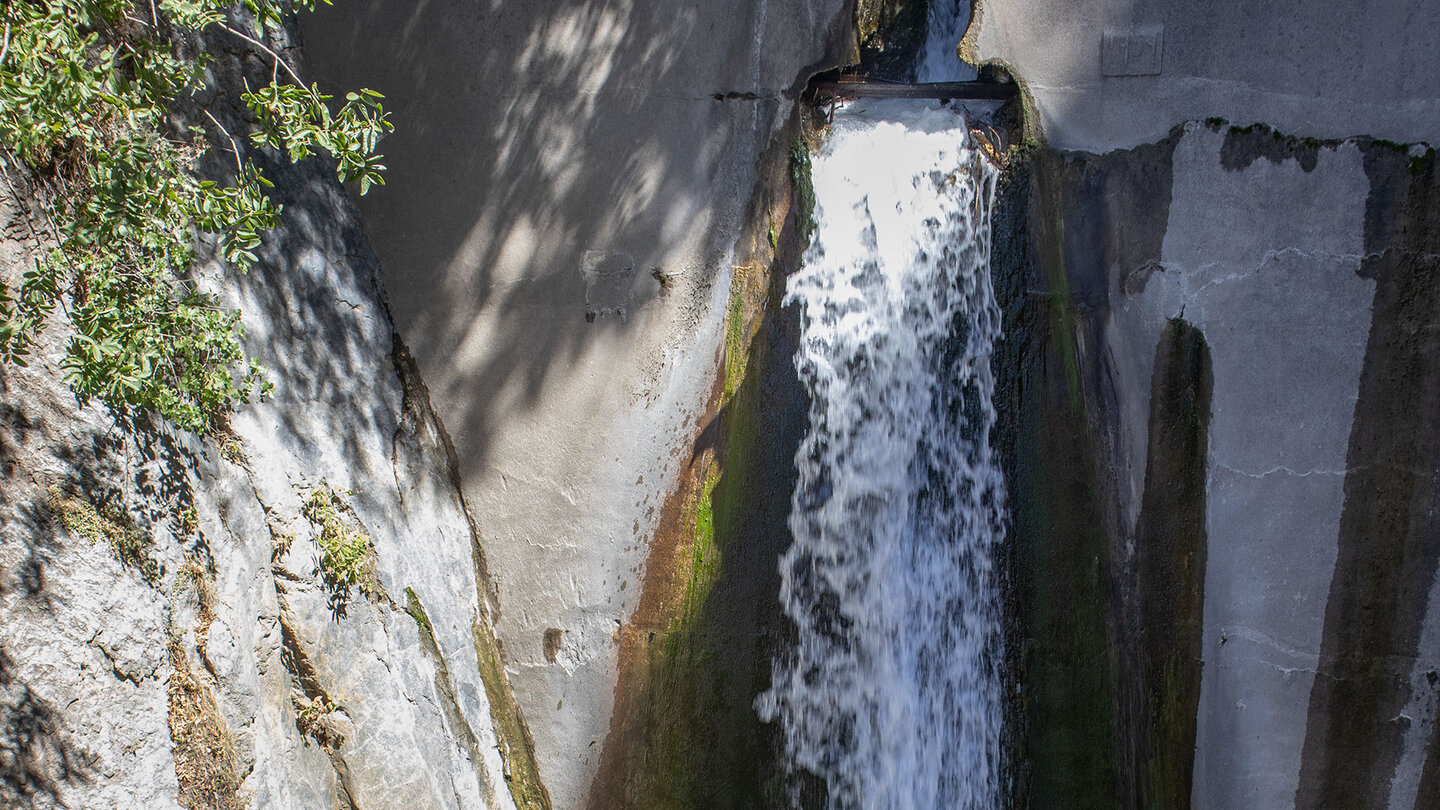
[6,2,1439,809]
[761,6,1006,806]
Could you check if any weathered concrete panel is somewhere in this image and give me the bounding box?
[1294,147,1440,810]
[1145,127,1374,807]
[971,0,1440,151]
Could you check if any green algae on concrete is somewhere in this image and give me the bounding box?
[605,260,780,809]
[590,114,815,809]
[1293,136,1440,810]
[1005,306,1119,810]
[1133,319,1211,810]
[997,123,1219,810]
[992,138,1156,810]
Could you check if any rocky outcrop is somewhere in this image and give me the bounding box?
[0,21,538,810]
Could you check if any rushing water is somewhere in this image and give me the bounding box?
[756,10,1005,808]
[916,0,978,82]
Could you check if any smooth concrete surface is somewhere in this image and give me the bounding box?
[297,2,846,806]
[972,0,1440,151]
[1106,126,1377,806]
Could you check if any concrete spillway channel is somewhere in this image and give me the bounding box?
[296,0,1440,807]
[3,1,1439,809]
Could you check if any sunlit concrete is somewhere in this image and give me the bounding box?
[298,2,848,806]
[971,0,1440,151]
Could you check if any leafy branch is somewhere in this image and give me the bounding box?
[0,0,392,433]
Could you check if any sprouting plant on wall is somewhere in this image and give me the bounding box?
[301,484,374,595]
[48,485,160,582]
[0,0,392,434]
[295,692,339,737]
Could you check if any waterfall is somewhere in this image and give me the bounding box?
[756,11,1004,808]
[917,0,978,83]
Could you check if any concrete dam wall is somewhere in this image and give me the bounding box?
[974,0,1440,807]
[1,1,1438,808]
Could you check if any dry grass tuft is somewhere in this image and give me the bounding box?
[166,642,246,810]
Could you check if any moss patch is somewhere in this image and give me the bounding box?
[47,486,159,583]
[471,614,550,810]
[683,463,724,625]
[1219,121,1337,173]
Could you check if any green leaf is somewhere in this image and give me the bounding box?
[0,0,390,433]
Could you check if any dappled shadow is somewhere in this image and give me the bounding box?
[122,419,197,542]
[585,118,817,808]
[6,501,59,614]
[0,400,56,612]
[174,36,417,504]
[0,647,97,809]
[0,403,36,484]
[222,149,403,500]
[295,0,850,476]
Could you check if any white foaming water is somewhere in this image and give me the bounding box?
[756,99,1005,809]
[916,0,978,82]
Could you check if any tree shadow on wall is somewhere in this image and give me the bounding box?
[0,646,97,809]
[295,0,848,475]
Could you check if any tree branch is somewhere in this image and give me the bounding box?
[201,108,244,176]
[216,23,304,88]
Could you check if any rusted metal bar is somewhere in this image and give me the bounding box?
[809,78,1018,101]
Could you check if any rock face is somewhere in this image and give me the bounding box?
[982,1,1440,803]
[296,2,850,806]
[0,24,537,810]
